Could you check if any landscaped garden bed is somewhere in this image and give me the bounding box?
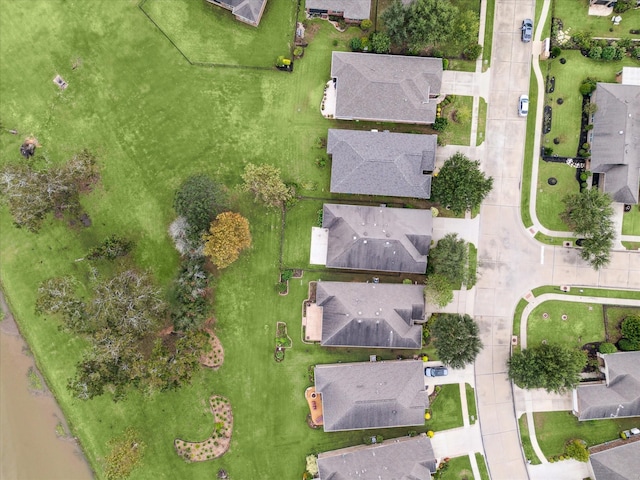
[200,328,224,369]
[174,395,233,462]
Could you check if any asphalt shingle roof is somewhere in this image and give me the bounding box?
[590,441,640,480]
[327,129,436,199]
[207,0,267,25]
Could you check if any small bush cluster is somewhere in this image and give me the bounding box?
[88,235,134,260]
[599,342,617,354]
[564,439,589,462]
[579,77,598,96]
[618,315,640,351]
[171,257,210,331]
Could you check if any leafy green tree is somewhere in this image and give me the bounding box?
[432,314,482,369]
[432,152,493,215]
[428,233,469,287]
[406,0,458,51]
[381,0,409,46]
[508,344,587,393]
[454,10,480,50]
[241,163,294,209]
[561,189,615,270]
[173,175,226,240]
[370,32,391,54]
[424,273,454,308]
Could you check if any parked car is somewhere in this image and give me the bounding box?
[518,94,529,117]
[424,366,448,377]
[522,19,533,42]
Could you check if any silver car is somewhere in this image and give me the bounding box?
[522,19,533,42]
[519,94,529,117]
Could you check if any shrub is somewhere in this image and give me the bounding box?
[579,78,598,96]
[633,47,640,59]
[88,235,134,260]
[601,46,617,61]
[544,147,554,156]
[349,37,362,51]
[618,338,640,351]
[463,44,483,60]
[580,173,588,181]
[599,342,617,354]
[280,269,294,282]
[588,46,602,60]
[622,315,640,342]
[433,117,448,131]
[332,39,339,46]
[293,46,303,57]
[316,208,323,227]
[442,58,449,70]
[614,0,633,13]
[565,439,589,462]
[360,19,372,30]
[551,46,562,58]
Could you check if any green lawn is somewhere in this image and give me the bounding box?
[441,96,474,146]
[531,285,640,301]
[512,298,528,352]
[521,69,538,228]
[527,300,604,348]
[534,411,639,459]
[141,0,297,67]
[604,306,640,344]
[428,384,464,432]
[542,50,640,158]
[440,455,474,480]
[465,383,477,424]
[533,233,577,246]
[553,0,640,39]
[623,241,640,250]
[535,161,577,231]
[482,0,495,71]
[518,414,542,465]
[476,98,486,146]
[0,2,436,478]
[475,453,490,480]
[622,204,640,236]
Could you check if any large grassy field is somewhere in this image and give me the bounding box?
[553,0,640,40]
[0,2,433,479]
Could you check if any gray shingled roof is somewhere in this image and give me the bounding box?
[577,351,640,420]
[590,441,640,480]
[318,435,436,480]
[322,204,432,273]
[316,282,425,349]
[306,0,371,20]
[327,129,436,199]
[330,52,443,124]
[315,360,429,432]
[590,83,640,204]
[207,0,267,25]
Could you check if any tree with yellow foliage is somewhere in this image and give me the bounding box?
[203,212,251,269]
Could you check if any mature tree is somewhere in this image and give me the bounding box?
[432,152,493,215]
[241,163,293,209]
[432,314,482,369]
[104,428,146,480]
[381,0,409,47]
[370,32,391,54]
[453,9,480,50]
[508,344,587,393]
[36,276,87,332]
[428,233,470,287]
[561,189,615,269]
[0,150,98,232]
[203,212,251,269]
[173,175,227,240]
[406,0,458,51]
[424,273,454,308]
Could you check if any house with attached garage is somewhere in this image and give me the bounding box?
[313,203,432,274]
[588,441,640,480]
[327,129,437,199]
[311,281,426,349]
[314,360,429,432]
[305,0,371,22]
[205,0,267,26]
[329,52,443,124]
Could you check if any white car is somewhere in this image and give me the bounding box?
[519,94,529,117]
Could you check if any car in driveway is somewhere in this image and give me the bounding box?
[521,19,533,42]
[425,366,448,377]
[518,94,529,117]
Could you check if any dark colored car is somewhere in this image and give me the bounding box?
[522,19,533,42]
[424,366,449,377]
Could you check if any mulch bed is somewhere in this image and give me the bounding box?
[200,328,224,369]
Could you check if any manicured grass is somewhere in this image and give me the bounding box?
[482,0,495,71]
[623,241,640,250]
[604,306,640,344]
[521,69,538,228]
[531,285,640,301]
[534,411,639,459]
[513,298,528,350]
[142,0,297,67]
[533,233,576,245]
[553,0,640,39]
[476,97,486,146]
[441,96,474,146]
[622,204,640,236]
[428,384,464,432]
[542,50,640,158]
[440,454,474,480]
[465,383,477,424]
[527,300,604,348]
[518,414,542,465]
[475,452,490,480]
[466,243,477,289]
[282,198,325,269]
[535,161,577,231]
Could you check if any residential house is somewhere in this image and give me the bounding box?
[588,441,640,480]
[205,0,267,27]
[306,0,371,22]
[317,435,437,480]
[573,351,640,420]
[314,282,426,349]
[330,52,443,124]
[616,66,640,86]
[327,129,436,199]
[589,83,640,204]
[321,203,433,273]
[314,360,429,432]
